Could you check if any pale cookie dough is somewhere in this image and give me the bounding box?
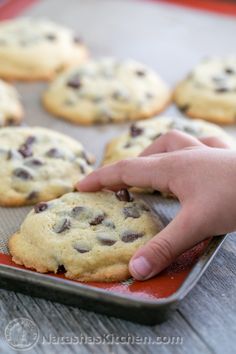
[9,190,163,282]
[0,79,23,126]
[0,126,94,206]
[0,18,88,80]
[174,57,236,124]
[102,116,234,166]
[43,58,171,125]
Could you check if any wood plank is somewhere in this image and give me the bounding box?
[0,288,211,354]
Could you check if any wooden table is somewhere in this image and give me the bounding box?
[0,1,236,353]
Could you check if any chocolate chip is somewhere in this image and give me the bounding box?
[80,150,93,165]
[115,189,133,202]
[138,202,150,212]
[18,145,33,158]
[111,90,128,101]
[27,191,39,201]
[57,265,66,274]
[79,164,85,174]
[74,244,90,253]
[97,234,117,246]
[130,124,143,137]
[34,202,48,213]
[67,76,81,89]
[225,67,234,75]
[18,136,36,158]
[121,231,144,243]
[25,136,36,145]
[46,148,63,158]
[136,70,146,76]
[24,158,44,167]
[46,33,57,41]
[123,142,131,149]
[13,168,33,180]
[123,206,141,219]
[90,214,105,226]
[54,218,71,233]
[151,133,162,141]
[6,117,17,126]
[179,104,190,113]
[71,206,84,217]
[146,92,154,99]
[73,35,82,44]
[215,87,229,93]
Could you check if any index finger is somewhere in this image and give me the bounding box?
[77,155,171,193]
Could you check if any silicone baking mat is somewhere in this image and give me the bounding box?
[0,0,235,302]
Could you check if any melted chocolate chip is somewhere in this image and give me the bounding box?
[151,133,162,141]
[215,87,229,93]
[18,145,33,158]
[123,142,131,149]
[57,265,66,274]
[46,148,63,158]
[74,244,90,253]
[27,191,39,201]
[225,67,234,75]
[67,76,81,89]
[6,117,18,126]
[45,33,57,41]
[79,164,85,174]
[25,136,36,145]
[54,218,71,233]
[146,92,154,99]
[115,189,133,202]
[130,124,143,137]
[136,70,146,76]
[18,136,36,158]
[34,202,48,213]
[97,234,117,246]
[80,150,93,165]
[121,231,144,243]
[123,206,141,219]
[90,214,105,226]
[73,35,82,44]
[71,206,84,217]
[25,158,44,167]
[13,168,33,180]
[179,104,190,113]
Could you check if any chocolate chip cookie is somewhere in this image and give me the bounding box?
[0,127,94,206]
[43,58,171,125]
[9,190,163,282]
[102,116,234,166]
[0,79,23,126]
[0,18,88,80]
[174,57,236,124]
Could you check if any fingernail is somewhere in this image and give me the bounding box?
[130,256,152,280]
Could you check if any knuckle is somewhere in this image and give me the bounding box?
[149,236,174,265]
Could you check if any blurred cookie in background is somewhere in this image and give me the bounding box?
[0,18,88,80]
[0,79,23,127]
[102,116,234,166]
[0,126,94,206]
[174,57,236,124]
[43,58,171,125]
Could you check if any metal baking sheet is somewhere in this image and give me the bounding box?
[0,0,235,324]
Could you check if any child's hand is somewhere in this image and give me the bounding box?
[77,130,236,280]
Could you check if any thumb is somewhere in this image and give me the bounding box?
[129,207,204,280]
